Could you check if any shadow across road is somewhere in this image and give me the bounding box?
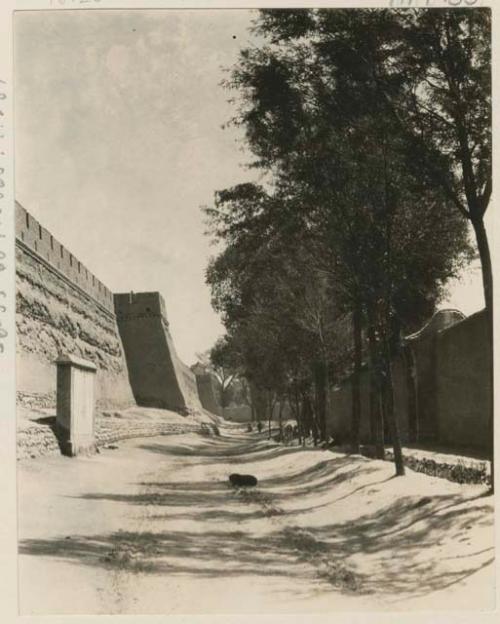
[19,433,494,601]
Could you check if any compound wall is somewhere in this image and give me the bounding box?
[326,357,410,445]
[325,309,492,454]
[435,310,492,450]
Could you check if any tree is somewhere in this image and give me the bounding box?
[220,8,473,475]
[255,10,491,301]
[396,9,493,488]
[308,6,493,486]
[209,336,239,417]
[205,183,339,443]
[397,9,491,315]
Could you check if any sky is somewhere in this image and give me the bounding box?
[14,8,490,364]
[14,9,258,364]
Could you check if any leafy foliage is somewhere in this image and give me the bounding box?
[203,8,488,466]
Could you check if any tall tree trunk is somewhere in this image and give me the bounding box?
[351,303,363,453]
[314,360,327,442]
[300,394,309,443]
[383,334,405,476]
[278,397,284,443]
[382,361,405,476]
[325,361,332,442]
[374,388,385,459]
[267,393,274,440]
[250,382,265,426]
[471,216,494,492]
[369,370,385,460]
[471,217,493,317]
[293,384,305,446]
[403,345,419,444]
[303,392,318,446]
[309,389,321,447]
[367,309,385,459]
[380,125,403,474]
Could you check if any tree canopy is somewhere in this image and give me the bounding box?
[204,7,488,475]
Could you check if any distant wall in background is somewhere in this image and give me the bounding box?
[223,401,292,423]
[16,203,216,418]
[114,291,201,413]
[195,372,222,416]
[223,405,252,422]
[326,309,492,454]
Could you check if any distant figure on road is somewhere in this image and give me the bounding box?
[257,421,263,433]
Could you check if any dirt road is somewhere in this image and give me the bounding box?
[18,428,495,614]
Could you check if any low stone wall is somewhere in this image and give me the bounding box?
[360,446,490,486]
[17,391,56,410]
[17,406,219,461]
[97,415,218,447]
[18,416,62,459]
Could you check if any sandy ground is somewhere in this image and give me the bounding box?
[17,427,495,615]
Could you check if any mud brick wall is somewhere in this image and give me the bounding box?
[114,291,202,412]
[16,204,135,409]
[327,360,410,445]
[16,202,114,311]
[326,309,492,454]
[435,310,492,450]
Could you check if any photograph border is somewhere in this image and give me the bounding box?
[1,1,498,622]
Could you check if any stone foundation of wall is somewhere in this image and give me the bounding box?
[17,405,220,461]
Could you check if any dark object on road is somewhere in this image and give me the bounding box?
[246,423,253,432]
[257,421,263,433]
[414,496,432,508]
[229,473,258,487]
